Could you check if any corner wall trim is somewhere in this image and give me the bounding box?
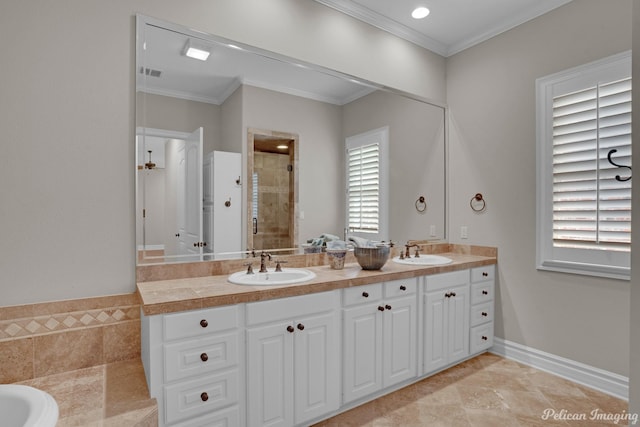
[491,337,628,401]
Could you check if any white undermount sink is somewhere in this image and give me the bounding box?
[228,268,316,286]
[392,255,453,266]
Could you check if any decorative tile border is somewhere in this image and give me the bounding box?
[0,305,139,341]
[0,293,140,342]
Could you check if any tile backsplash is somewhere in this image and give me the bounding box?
[0,293,140,383]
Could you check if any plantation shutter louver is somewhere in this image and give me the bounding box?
[347,142,380,233]
[551,77,632,252]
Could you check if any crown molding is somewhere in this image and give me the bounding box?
[313,0,448,56]
[313,0,574,57]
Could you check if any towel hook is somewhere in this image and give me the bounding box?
[470,193,486,212]
[415,196,427,212]
[607,149,632,182]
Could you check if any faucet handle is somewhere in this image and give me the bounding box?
[414,247,421,258]
[243,263,254,274]
[274,260,287,272]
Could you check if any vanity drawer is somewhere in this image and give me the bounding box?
[343,283,382,306]
[470,301,493,327]
[471,265,495,283]
[164,369,239,424]
[470,322,494,354]
[384,278,417,298]
[172,405,240,427]
[425,270,468,292]
[164,332,239,382]
[164,305,239,341]
[246,290,337,326]
[470,281,494,305]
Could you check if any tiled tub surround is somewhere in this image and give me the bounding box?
[0,293,158,425]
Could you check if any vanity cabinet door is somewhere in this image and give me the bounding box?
[246,291,340,427]
[382,294,417,387]
[342,303,384,403]
[423,271,470,375]
[293,311,340,426]
[246,321,294,427]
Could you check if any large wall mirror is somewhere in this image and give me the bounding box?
[136,15,447,265]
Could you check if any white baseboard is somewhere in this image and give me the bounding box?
[490,337,628,401]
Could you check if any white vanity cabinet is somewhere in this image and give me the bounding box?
[469,265,495,355]
[141,305,243,427]
[422,270,470,374]
[342,278,418,404]
[245,291,340,427]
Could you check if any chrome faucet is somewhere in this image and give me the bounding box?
[259,252,272,273]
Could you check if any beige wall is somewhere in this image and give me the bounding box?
[137,93,221,155]
[0,0,444,307]
[446,0,632,375]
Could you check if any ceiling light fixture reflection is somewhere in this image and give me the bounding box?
[145,150,156,170]
[183,39,210,61]
[411,6,430,19]
[277,144,289,150]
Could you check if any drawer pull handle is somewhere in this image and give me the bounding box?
[385,304,392,310]
[482,312,488,317]
[200,319,208,328]
[378,306,385,312]
[482,272,488,277]
[481,336,488,341]
[451,292,456,297]
[287,325,295,333]
[482,290,488,295]
[400,285,407,291]
[297,323,305,331]
[362,292,369,298]
[200,353,208,362]
[444,293,450,298]
[201,392,209,402]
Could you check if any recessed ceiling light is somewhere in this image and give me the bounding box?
[183,39,210,61]
[411,6,430,19]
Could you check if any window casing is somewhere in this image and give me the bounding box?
[346,127,389,241]
[536,51,631,280]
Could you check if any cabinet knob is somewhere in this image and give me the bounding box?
[482,290,488,295]
[201,392,209,402]
[378,306,385,312]
[450,292,456,297]
[482,312,488,317]
[400,285,407,291]
[200,353,208,362]
[385,304,392,310]
[297,323,305,331]
[287,325,295,333]
[482,272,488,277]
[362,292,369,298]
[481,336,488,341]
[200,319,208,328]
[444,293,450,298]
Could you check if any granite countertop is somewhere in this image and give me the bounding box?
[137,250,496,316]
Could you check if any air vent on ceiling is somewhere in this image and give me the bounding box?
[139,67,162,78]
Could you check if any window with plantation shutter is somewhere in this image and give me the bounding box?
[536,51,631,280]
[346,127,389,241]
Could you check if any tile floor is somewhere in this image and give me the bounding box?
[314,353,629,426]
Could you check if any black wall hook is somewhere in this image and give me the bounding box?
[607,149,632,182]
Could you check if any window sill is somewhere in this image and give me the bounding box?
[537,260,630,281]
